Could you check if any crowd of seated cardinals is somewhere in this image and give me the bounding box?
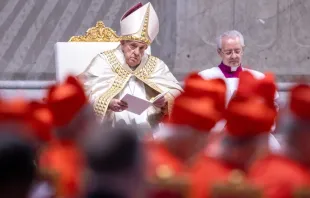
[0,71,310,198]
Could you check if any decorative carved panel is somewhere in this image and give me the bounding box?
[69,21,121,42]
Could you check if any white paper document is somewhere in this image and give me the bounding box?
[121,91,169,115]
[121,94,152,115]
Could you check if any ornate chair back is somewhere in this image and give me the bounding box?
[55,21,151,82]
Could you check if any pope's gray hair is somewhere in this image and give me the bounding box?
[216,30,245,50]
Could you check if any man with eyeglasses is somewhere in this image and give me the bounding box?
[199,30,280,150]
[200,30,278,104]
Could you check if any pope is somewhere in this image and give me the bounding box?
[79,2,183,129]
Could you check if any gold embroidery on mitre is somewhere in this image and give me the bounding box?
[211,170,262,198]
[121,5,151,45]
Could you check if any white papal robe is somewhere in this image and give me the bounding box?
[78,47,183,128]
[199,65,280,151]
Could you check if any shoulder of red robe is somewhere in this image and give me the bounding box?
[0,98,53,143]
[46,75,88,127]
[290,84,310,119]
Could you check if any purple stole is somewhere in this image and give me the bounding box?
[218,62,243,78]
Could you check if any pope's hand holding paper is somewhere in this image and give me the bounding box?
[121,91,169,115]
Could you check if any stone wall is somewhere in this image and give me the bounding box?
[0,0,309,82]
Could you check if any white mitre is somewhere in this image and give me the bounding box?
[120,2,159,45]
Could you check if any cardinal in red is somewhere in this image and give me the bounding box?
[39,76,96,198]
[146,72,227,198]
[248,83,310,198]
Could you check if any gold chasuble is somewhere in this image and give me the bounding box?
[79,47,182,128]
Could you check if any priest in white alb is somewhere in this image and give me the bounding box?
[199,30,279,104]
[79,2,183,129]
[199,30,280,150]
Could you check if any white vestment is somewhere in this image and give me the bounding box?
[199,66,280,150]
[199,66,279,104]
[79,47,183,128]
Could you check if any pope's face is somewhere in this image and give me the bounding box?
[218,36,243,67]
[121,40,148,67]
